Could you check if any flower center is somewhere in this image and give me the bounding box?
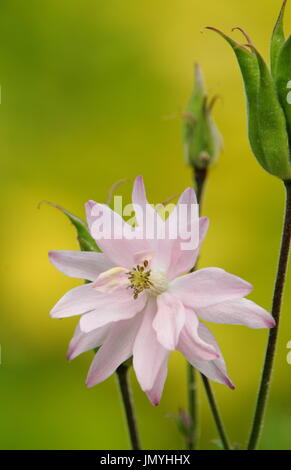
[126,260,168,299]
[126,260,153,299]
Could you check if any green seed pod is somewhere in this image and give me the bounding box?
[183,64,223,170]
[207,0,291,181]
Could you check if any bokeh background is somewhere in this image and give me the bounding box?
[0,0,290,450]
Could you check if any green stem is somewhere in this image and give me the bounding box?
[194,167,208,209]
[247,180,291,450]
[186,168,208,450]
[186,167,231,450]
[187,365,198,449]
[201,375,231,450]
[116,364,141,450]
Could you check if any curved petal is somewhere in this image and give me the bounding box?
[86,315,142,387]
[132,175,159,229]
[180,309,219,360]
[152,187,199,275]
[178,322,235,389]
[133,298,170,391]
[167,216,209,280]
[170,267,253,309]
[50,284,102,318]
[197,298,275,329]
[85,200,150,268]
[153,293,185,350]
[145,357,168,406]
[67,322,110,360]
[79,289,147,332]
[49,250,115,281]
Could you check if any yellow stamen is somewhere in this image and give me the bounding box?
[126,260,153,299]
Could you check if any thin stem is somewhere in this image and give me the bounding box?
[247,180,291,450]
[186,167,231,450]
[201,375,231,450]
[116,364,141,450]
[187,365,198,449]
[194,167,208,210]
[186,168,208,450]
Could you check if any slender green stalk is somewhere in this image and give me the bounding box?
[186,365,198,449]
[201,375,231,450]
[186,167,231,450]
[116,364,141,450]
[186,168,208,450]
[247,180,291,450]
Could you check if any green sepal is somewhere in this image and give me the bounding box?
[206,28,264,165]
[251,46,291,179]
[42,201,99,252]
[183,63,222,168]
[271,0,287,77]
[276,35,291,177]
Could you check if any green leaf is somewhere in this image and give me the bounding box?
[271,0,287,77]
[251,46,291,179]
[41,201,99,252]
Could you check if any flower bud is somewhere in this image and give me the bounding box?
[207,0,291,181]
[183,64,223,170]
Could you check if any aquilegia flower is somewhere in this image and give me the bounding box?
[49,176,275,405]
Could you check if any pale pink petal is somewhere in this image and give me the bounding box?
[79,289,147,332]
[153,293,185,350]
[50,284,102,318]
[133,299,170,391]
[178,322,235,389]
[92,267,128,293]
[145,358,168,406]
[180,308,219,360]
[85,200,150,268]
[150,187,202,278]
[67,322,110,360]
[167,217,209,280]
[49,250,115,281]
[86,315,142,387]
[132,175,158,226]
[197,298,275,329]
[170,267,253,309]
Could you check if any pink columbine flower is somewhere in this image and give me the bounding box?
[49,176,275,405]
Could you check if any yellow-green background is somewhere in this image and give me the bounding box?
[0,0,290,450]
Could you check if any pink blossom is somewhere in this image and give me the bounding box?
[49,176,275,405]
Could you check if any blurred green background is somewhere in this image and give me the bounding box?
[0,0,290,450]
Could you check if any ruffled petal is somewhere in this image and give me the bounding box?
[197,298,275,329]
[85,199,150,268]
[49,250,114,281]
[180,309,219,360]
[178,322,235,389]
[151,187,199,275]
[170,267,253,309]
[50,284,102,318]
[153,293,185,350]
[67,322,110,360]
[86,315,142,387]
[167,216,209,280]
[79,288,146,332]
[133,298,170,391]
[145,358,168,406]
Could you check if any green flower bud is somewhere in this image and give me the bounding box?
[183,64,223,170]
[207,0,291,181]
